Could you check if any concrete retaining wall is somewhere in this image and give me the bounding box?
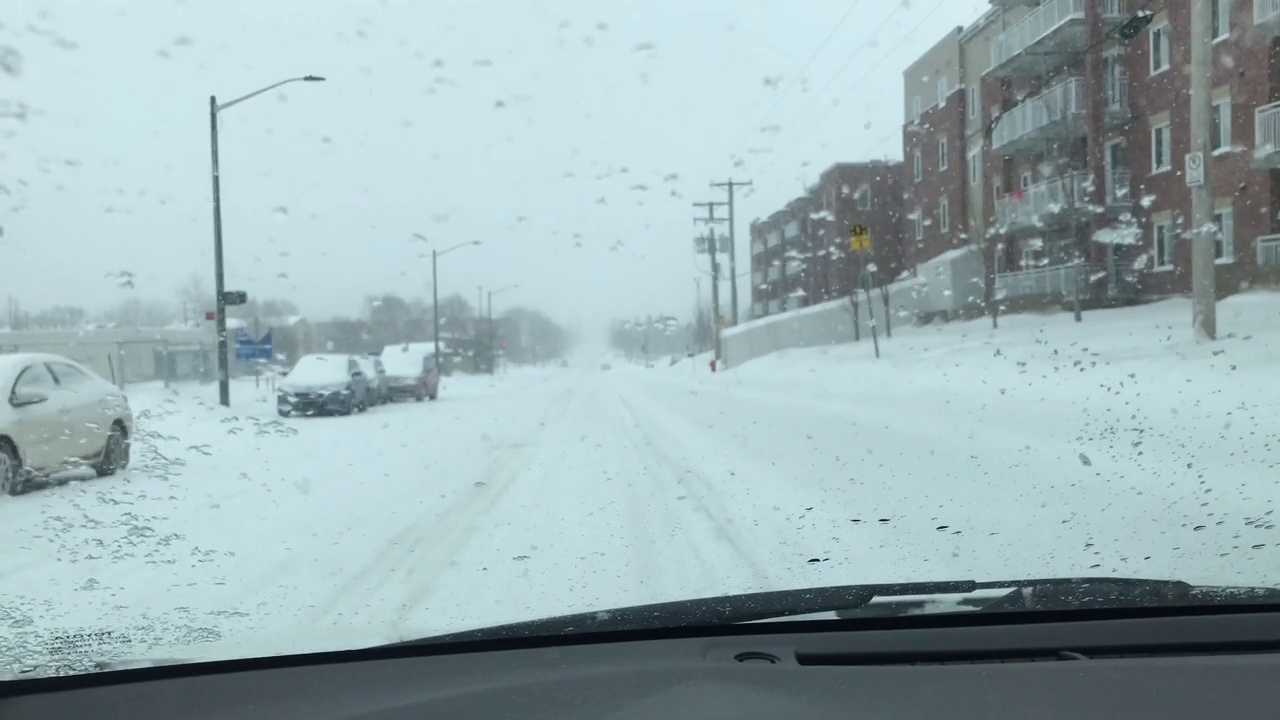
[722,246,986,369]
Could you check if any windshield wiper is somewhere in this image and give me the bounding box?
[395,577,1280,646]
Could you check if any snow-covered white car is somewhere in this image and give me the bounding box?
[379,344,440,401]
[0,353,133,495]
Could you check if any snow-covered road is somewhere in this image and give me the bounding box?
[3,295,1279,671]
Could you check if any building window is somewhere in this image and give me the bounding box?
[1151,122,1172,172]
[855,187,871,210]
[968,86,978,119]
[1214,208,1234,261]
[1150,23,1170,74]
[993,181,1003,204]
[938,137,949,170]
[1020,171,1032,189]
[1153,222,1174,268]
[939,199,950,233]
[1212,0,1230,40]
[913,150,922,181]
[912,96,921,123]
[968,150,981,185]
[1212,99,1231,152]
[938,77,949,106]
[913,210,923,240]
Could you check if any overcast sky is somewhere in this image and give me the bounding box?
[3,0,987,332]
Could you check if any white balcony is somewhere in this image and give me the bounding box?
[1258,234,1280,267]
[994,172,1091,233]
[995,261,1085,300]
[1254,102,1280,168]
[989,0,1085,76]
[991,77,1088,154]
[1256,0,1280,36]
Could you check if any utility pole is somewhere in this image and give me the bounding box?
[710,178,752,326]
[1189,0,1216,341]
[693,201,728,363]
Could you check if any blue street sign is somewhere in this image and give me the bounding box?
[235,328,273,361]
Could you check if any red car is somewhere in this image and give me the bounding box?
[379,344,440,401]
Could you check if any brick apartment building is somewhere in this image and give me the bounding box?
[748,162,904,319]
[901,0,1280,307]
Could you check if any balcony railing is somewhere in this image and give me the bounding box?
[767,266,783,282]
[991,77,1087,151]
[995,261,1085,300]
[752,270,766,285]
[1105,169,1131,206]
[1256,0,1280,25]
[1258,234,1280,267]
[990,0,1084,70]
[1255,102,1280,164]
[994,171,1091,230]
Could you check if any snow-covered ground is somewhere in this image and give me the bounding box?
[3,293,1280,674]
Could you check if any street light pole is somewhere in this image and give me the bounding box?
[209,75,324,407]
[430,241,480,371]
[485,284,519,375]
[209,95,228,406]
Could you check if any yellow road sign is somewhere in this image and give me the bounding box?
[849,224,871,252]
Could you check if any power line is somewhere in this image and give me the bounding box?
[735,1,866,147]
[751,0,950,180]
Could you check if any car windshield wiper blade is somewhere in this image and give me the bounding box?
[394,577,1280,647]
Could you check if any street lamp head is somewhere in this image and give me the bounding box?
[471,241,482,246]
[303,75,326,82]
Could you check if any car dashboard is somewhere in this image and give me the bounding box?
[4,608,1280,718]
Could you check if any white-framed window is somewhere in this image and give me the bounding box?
[1214,207,1234,261]
[912,96,922,123]
[938,137,949,170]
[913,210,923,240]
[968,149,981,185]
[968,86,979,119]
[855,187,871,210]
[1150,23,1170,75]
[1153,222,1174,268]
[1212,0,1231,41]
[1212,98,1231,152]
[913,150,922,181]
[939,199,950,233]
[1021,246,1039,269]
[1151,122,1172,172]
[993,181,1003,204]
[938,76,949,106]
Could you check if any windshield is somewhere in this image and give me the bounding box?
[3,0,1279,679]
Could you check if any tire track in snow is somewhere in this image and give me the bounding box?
[610,390,775,592]
[312,380,582,625]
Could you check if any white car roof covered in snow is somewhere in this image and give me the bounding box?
[0,352,95,383]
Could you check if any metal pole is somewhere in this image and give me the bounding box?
[712,179,752,326]
[487,291,495,375]
[1189,0,1216,341]
[432,249,441,369]
[210,95,230,407]
[708,228,722,362]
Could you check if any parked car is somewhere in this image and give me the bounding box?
[0,353,133,495]
[355,355,390,406]
[379,344,441,401]
[276,354,369,417]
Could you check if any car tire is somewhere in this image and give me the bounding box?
[0,440,26,496]
[93,423,130,478]
[278,407,292,418]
